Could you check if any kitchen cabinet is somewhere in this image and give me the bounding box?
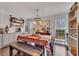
[0,32,23,48]
[0,34,2,48]
[2,33,16,47]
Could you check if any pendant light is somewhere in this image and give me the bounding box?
[34,9,41,21]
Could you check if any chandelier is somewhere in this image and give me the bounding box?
[33,9,41,21]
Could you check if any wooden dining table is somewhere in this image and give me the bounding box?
[9,42,43,56]
[17,34,52,56]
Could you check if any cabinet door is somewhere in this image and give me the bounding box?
[2,34,9,47]
[2,33,16,47]
[7,33,16,44]
[0,35,2,48]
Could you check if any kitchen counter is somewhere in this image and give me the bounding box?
[0,32,28,48]
[0,34,2,48]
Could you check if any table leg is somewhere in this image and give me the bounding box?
[17,50,20,56]
[25,41,27,44]
[44,47,47,56]
[9,45,13,56]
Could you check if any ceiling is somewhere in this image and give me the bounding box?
[0,2,73,19]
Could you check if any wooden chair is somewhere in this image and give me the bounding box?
[49,36,55,56]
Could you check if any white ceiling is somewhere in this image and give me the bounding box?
[0,2,73,19]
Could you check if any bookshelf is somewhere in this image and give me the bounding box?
[68,2,78,56]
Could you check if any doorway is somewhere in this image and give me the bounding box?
[30,19,50,34]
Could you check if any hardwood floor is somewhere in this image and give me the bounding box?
[54,45,67,56]
[0,44,67,56]
[0,47,31,56]
[0,47,10,56]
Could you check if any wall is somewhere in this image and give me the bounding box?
[0,9,26,32]
[41,12,68,35]
[44,16,55,35]
[25,16,55,36]
[0,9,10,28]
[53,12,68,33]
[0,8,68,35]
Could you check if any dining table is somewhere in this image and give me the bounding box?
[16,34,52,56]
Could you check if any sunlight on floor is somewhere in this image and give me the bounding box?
[54,45,67,56]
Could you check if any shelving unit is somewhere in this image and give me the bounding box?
[78,23,79,56]
[68,2,78,56]
[9,15,24,27]
[69,36,77,40]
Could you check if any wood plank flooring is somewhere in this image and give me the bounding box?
[0,44,67,56]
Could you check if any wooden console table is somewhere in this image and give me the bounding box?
[9,42,43,56]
